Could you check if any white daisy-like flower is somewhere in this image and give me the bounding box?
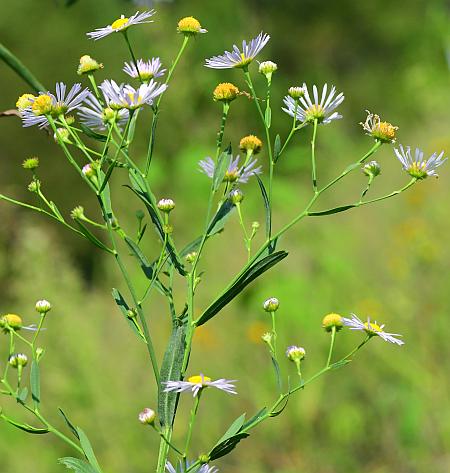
[123,58,166,81]
[282,83,344,124]
[166,461,218,473]
[78,92,129,131]
[163,374,237,397]
[394,145,447,180]
[199,155,262,184]
[21,83,89,128]
[205,32,270,69]
[360,110,398,143]
[342,314,404,346]
[87,11,155,40]
[99,79,167,110]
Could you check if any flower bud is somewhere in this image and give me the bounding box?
[177,16,207,35]
[163,224,173,234]
[261,332,274,345]
[28,179,40,193]
[259,61,278,78]
[22,157,39,171]
[0,314,23,332]
[198,454,210,465]
[286,345,306,362]
[77,55,103,75]
[54,128,71,144]
[135,209,145,221]
[127,308,138,319]
[157,198,175,213]
[288,86,306,99]
[35,299,52,315]
[213,83,239,103]
[362,160,381,178]
[70,206,85,220]
[252,221,260,231]
[185,252,198,264]
[8,353,28,368]
[229,189,244,205]
[322,313,344,332]
[82,163,95,178]
[138,408,156,425]
[239,135,263,155]
[36,347,45,361]
[263,297,279,313]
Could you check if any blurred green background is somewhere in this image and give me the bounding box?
[1,0,449,472]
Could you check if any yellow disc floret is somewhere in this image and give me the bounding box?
[111,16,129,30]
[239,135,263,154]
[213,83,240,102]
[407,162,429,180]
[16,94,36,110]
[188,375,211,385]
[77,55,103,75]
[364,321,382,336]
[177,16,204,35]
[0,313,23,332]
[32,94,53,116]
[322,313,344,332]
[372,121,398,143]
[305,104,325,123]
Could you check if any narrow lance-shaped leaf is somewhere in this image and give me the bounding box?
[76,427,103,473]
[212,145,232,192]
[112,288,145,340]
[58,408,80,440]
[308,204,356,217]
[273,134,281,163]
[0,413,48,434]
[30,360,40,406]
[58,457,97,473]
[196,250,288,326]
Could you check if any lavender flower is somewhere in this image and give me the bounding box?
[163,374,237,397]
[282,83,344,124]
[205,32,270,69]
[166,461,218,473]
[87,11,155,40]
[78,93,129,131]
[123,58,166,81]
[199,155,262,184]
[394,145,447,179]
[342,314,404,346]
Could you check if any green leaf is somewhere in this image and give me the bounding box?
[30,360,40,406]
[79,123,107,142]
[17,387,28,403]
[212,146,232,192]
[0,42,45,93]
[158,321,187,428]
[271,356,282,393]
[73,221,114,254]
[112,288,145,340]
[0,413,48,434]
[206,199,234,236]
[308,205,356,217]
[58,408,80,440]
[273,134,281,163]
[208,433,249,461]
[127,171,186,275]
[330,359,351,370]
[76,427,102,473]
[214,413,246,447]
[256,176,271,241]
[58,458,97,473]
[264,105,272,128]
[196,251,288,326]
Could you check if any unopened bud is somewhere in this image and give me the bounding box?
[263,297,279,313]
[35,299,52,314]
[138,408,156,425]
[286,345,306,363]
[229,189,244,205]
[8,353,28,368]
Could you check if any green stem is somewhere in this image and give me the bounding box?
[183,393,202,464]
[326,326,336,368]
[123,31,142,83]
[311,119,318,192]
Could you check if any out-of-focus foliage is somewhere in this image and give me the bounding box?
[0,1,449,472]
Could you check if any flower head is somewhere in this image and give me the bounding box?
[21,83,89,128]
[138,408,156,425]
[78,92,129,131]
[360,111,398,143]
[283,83,344,124]
[99,79,167,110]
[8,353,28,368]
[213,83,239,103]
[157,198,175,213]
[342,313,404,346]
[322,313,343,332]
[288,86,306,100]
[259,60,277,77]
[239,135,262,154]
[177,16,207,35]
[263,297,279,313]
[286,345,306,362]
[363,160,381,178]
[87,11,155,40]
[163,374,237,397]
[205,32,270,69]
[22,157,39,171]
[0,314,23,332]
[166,461,218,473]
[229,188,244,204]
[77,55,103,75]
[394,145,447,180]
[123,58,166,82]
[199,154,262,184]
[16,94,36,111]
[35,299,52,314]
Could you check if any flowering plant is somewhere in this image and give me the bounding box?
[0,9,447,473]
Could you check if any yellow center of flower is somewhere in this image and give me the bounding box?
[16,94,36,110]
[78,55,102,75]
[364,321,382,334]
[373,122,397,143]
[213,83,240,102]
[235,53,252,68]
[188,375,211,384]
[1,313,23,331]
[111,16,129,30]
[305,104,325,122]
[239,135,263,154]
[322,313,343,332]
[177,16,202,33]
[223,170,239,183]
[32,94,53,116]
[408,162,428,179]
